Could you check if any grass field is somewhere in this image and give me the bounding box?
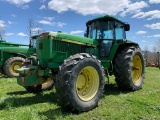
[0,67,160,120]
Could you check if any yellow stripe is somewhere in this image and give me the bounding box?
[62,39,86,45]
[62,39,96,47]
[50,36,96,47]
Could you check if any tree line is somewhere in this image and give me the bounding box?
[143,40,160,67]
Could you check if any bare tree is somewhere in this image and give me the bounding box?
[28,19,43,37]
[143,46,148,66]
[152,46,157,53]
[143,45,159,66]
[152,46,157,64]
[34,24,43,35]
[156,39,160,52]
[28,18,34,38]
[0,27,5,40]
[28,19,43,47]
[0,18,5,40]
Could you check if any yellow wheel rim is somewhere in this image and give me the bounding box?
[76,66,99,101]
[131,55,142,83]
[10,62,22,74]
[42,78,52,85]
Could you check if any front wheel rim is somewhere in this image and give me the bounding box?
[131,55,142,83]
[10,62,22,74]
[76,66,99,101]
[42,78,52,85]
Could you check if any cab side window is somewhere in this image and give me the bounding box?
[115,23,125,40]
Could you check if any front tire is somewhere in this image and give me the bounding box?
[3,57,25,77]
[113,46,145,90]
[55,53,105,112]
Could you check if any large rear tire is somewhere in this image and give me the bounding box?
[55,53,105,112]
[3,57,25,77]
[113,46,145,90]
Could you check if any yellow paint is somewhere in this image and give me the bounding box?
[76,66,99,101]
[42,78,52,85]
[131,55,142,83]
[62,39,86,45]
[51,37,96,47]
[10,61,22,74]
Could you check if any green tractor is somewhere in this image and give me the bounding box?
[0,36,36,77]
[21,35,54,92]
[16,15,145,112]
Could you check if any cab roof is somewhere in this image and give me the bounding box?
[86,15,126,25]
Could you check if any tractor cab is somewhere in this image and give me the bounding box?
[86,15,130,57]
[29,35,38,48]
[28,35,38,53]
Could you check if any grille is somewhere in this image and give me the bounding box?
[52,40,81,57]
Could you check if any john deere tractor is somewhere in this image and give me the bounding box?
[16,15,145,112]
[0,39,35,77]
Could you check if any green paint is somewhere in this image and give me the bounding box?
[0,36,36,76]
[17,15,140,86]
[0,41,31,68]
[17,66,38,86]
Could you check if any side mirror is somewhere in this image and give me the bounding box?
[125,24,130,31]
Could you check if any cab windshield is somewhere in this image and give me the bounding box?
[87,20,125,57]
[88,21,114,40]
[87,20,125,40]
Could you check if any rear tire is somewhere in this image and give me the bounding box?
[55,53,105,112]
[3,57,25,77]
[113,46,145,90]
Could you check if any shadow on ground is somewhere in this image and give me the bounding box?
[103,83,130,95]
[0,90,58,110]
[7,91,31,95]
[38,83,131,119]
[39,108,73,119]
[0,83,131,119]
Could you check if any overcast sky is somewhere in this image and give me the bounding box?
[0,0,160,51]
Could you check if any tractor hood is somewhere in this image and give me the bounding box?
[39,32,99,47]
[0,40,28,47]
[0,47,33,54]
